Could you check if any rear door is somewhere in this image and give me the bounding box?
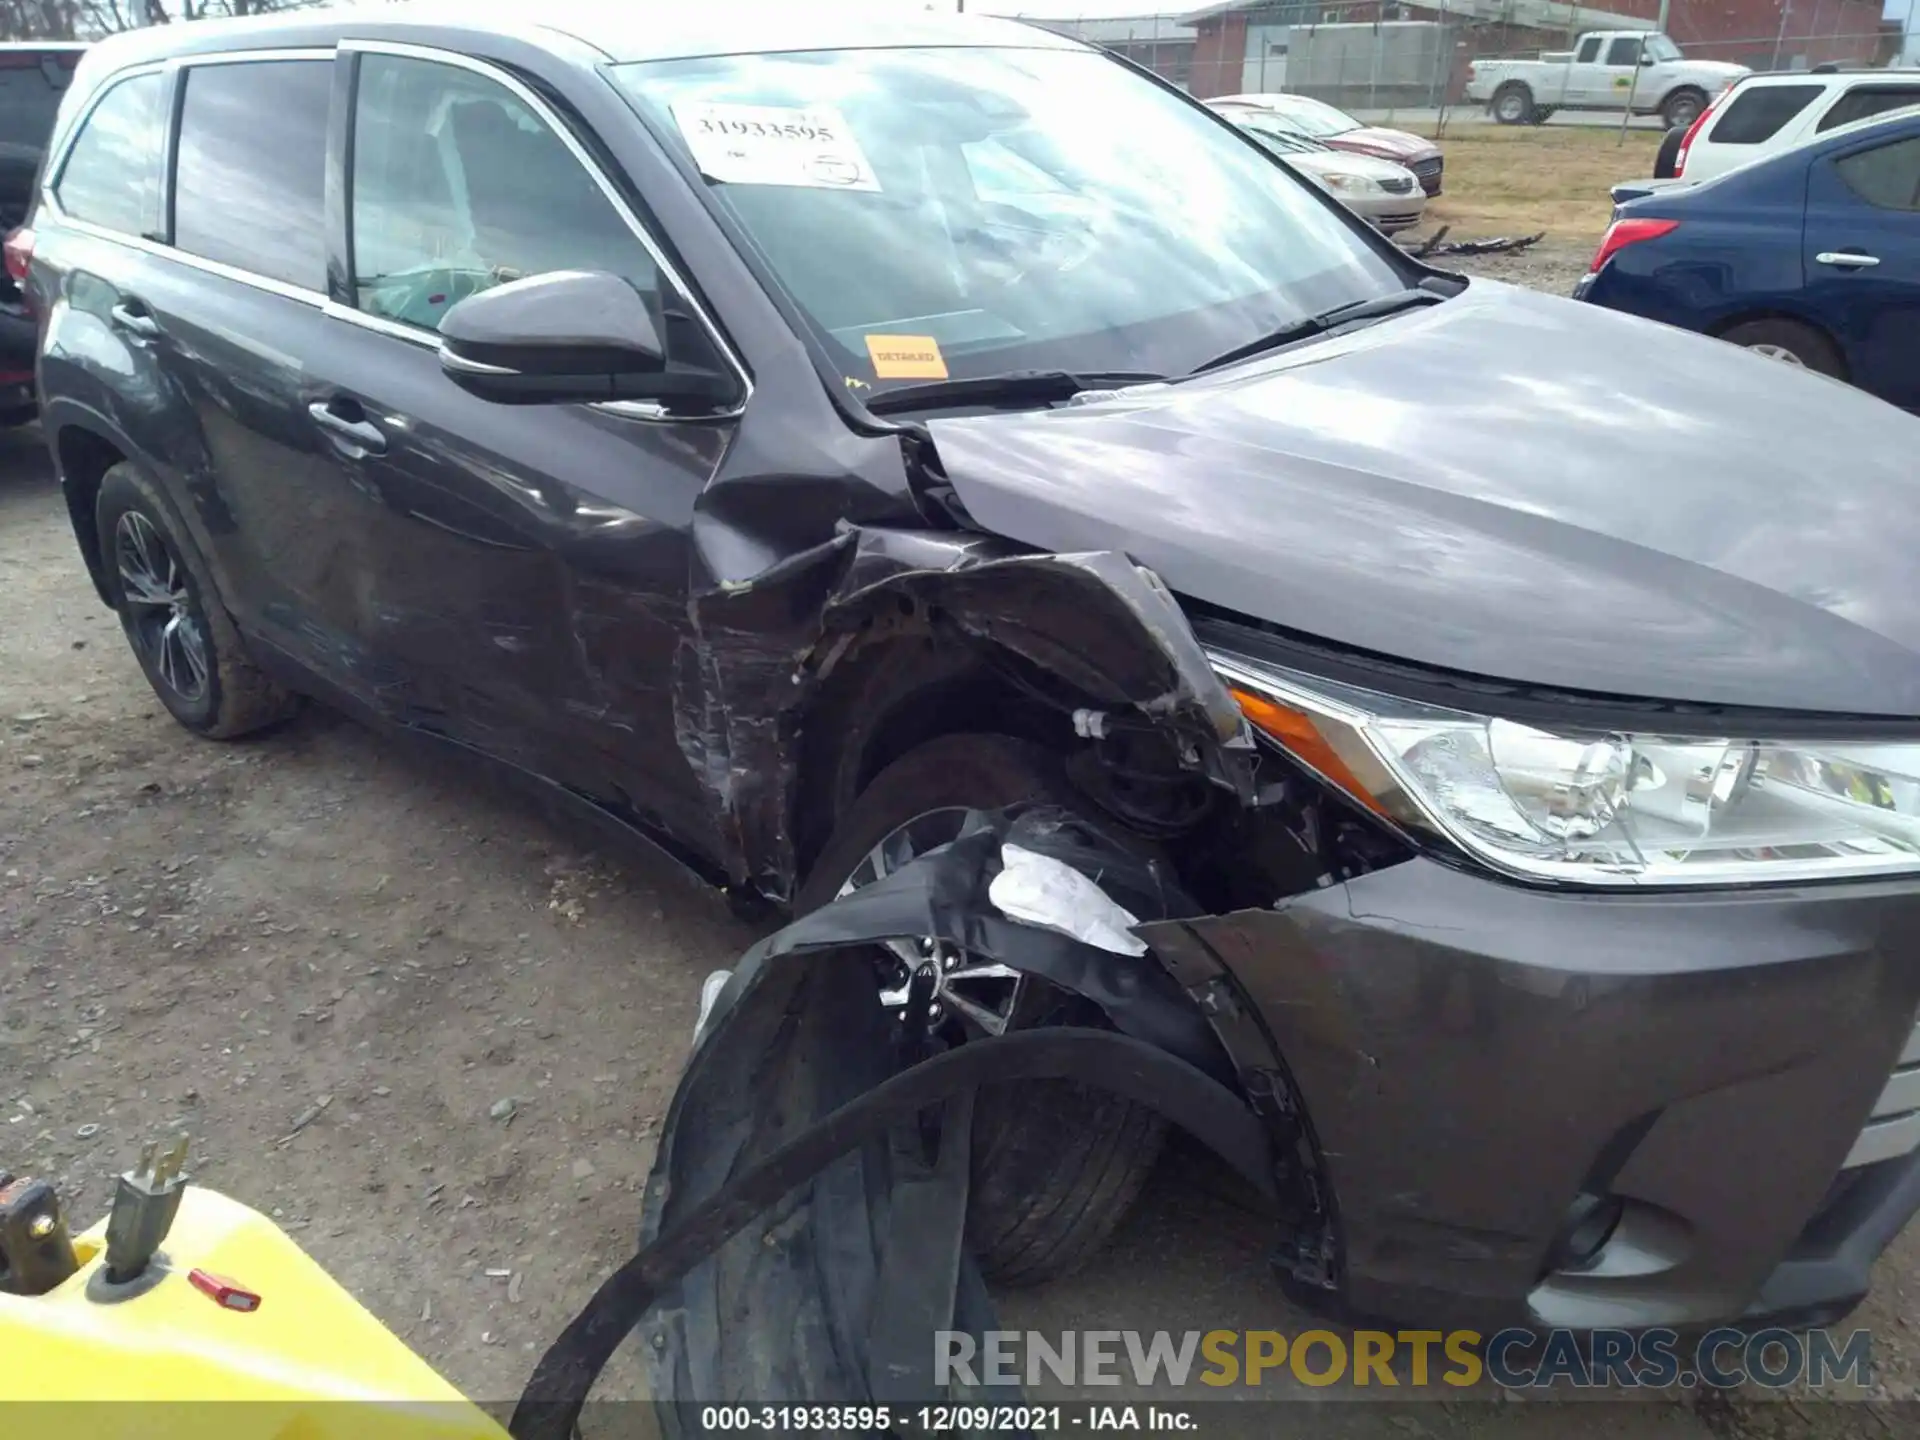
[126,52,382,690]
[1802,124,1920,411]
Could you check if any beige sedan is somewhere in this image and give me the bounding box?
[1216,106,1428,234]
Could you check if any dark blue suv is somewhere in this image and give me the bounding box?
[1577,106,1920,410]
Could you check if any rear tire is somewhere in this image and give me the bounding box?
[96,463,300,738]
[797,733,1168,1287]
[1491,82,1534,126]
[1719,318,1844,379]
[1661,86,1707,132]
[1653,125,1686,179]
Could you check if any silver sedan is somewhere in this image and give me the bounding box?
[1216,106,1428,234]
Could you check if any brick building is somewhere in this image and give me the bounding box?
[1182,0,1892,102]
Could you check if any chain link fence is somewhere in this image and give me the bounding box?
[1005,2,1906,125]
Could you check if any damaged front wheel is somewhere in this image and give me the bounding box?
[799,733,1168,1286]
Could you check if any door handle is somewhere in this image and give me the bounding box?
[108,301,160,338]
[307,400,388,456]
[1816,251,1881,268]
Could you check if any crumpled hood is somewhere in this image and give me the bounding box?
[1333,126,1440,162]
[928,281,1920,717]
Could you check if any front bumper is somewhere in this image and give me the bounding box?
[1172,856,1920,1331]
[1345,190,1427,234]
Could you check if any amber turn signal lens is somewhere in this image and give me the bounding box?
[1227,686,1388,816]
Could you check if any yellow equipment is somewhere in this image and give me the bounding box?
[0,1141,506,1440]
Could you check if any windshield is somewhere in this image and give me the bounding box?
[1644,34,1682,63]
[1265,97,1361,138]
[611,47,1401,394]
[1223,111,1327,154]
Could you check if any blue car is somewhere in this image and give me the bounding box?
[1576,106,1920,411]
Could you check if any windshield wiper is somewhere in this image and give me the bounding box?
[863,368,1167,416]
[1189,288,1444,376]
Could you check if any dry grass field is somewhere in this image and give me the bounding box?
[1425,124,1665,249]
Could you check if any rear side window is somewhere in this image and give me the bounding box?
[174,60,330,291]
[53,71,163,236]
[1834,134,1920,212]
[1576,38,1601,63]
[348,53,662,333]
[1817,86,1920,134]
[1707,84,1823,145]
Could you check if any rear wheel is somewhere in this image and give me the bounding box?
[1491,82,1534,126]
[96,463,299,737]
[1720,317,1844,378]
[797,733,1168,1286]
[1653,125,1686,179]
[1661,86,1707,132]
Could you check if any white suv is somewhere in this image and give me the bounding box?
[1660,68,1920,181]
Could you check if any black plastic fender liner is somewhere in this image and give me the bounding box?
[510,808,1272,1439]
[509,1027,1273,1440]
[720,812,1233,1084]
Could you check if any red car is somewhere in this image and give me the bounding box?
[1212,92,1444,194]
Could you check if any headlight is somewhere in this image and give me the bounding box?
[1318,172,1373,192]
[1212,651,1920,887]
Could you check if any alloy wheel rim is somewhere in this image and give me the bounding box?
[1497,94,1525,121]
[1747,342,1806,367]
[115,512,210,704]
[835,806,1024,1039]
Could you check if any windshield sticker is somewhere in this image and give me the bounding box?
[864,335,948,381]
[672,102,880,192]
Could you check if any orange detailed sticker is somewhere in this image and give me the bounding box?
[865,334,948,381]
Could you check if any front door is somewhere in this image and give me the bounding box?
[1803,127,1920,412]
[302,47,740,850]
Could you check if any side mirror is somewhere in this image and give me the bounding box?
[437,270,736,410]
[1639,53,1656,66]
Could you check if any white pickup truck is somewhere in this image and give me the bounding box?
[1465,32,1748,131]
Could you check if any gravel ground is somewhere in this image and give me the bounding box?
[1439,236,1591,294]
[0,289,1913,1436]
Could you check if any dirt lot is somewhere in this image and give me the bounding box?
[1418,126,1667,294]
[1,129,1916,1432]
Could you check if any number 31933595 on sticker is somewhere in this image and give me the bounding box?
[671,101,882,192]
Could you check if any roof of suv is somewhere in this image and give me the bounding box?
[1734,67,1920,86]
[80,0,1081,69]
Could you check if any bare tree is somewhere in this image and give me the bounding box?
[0,0,318,37]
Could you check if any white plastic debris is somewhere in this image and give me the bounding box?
[987,844,1148,956]
[692,969,733,1046]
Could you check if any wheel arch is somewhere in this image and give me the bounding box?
[46,407,134,608]
[1707,307,1851,379]
[680,528,1251,904]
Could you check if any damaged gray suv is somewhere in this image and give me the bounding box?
[25,3,1920,1330]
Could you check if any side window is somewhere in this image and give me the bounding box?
[53,71,163,236]
[1818,87,1920,135]
[1834,135,1920,212]
[1604,37,1642,67]
[349,53,663,335]
[1576,38,1602,64]
[1707,84,1823,145]
[173,60,330,291]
